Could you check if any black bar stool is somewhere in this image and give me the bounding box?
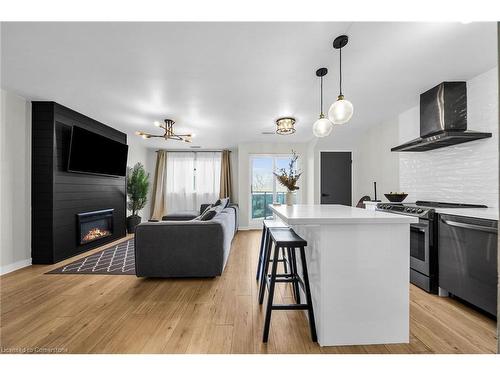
[257,229,299,306]
[256,220,288,285]
[260,227,317,343]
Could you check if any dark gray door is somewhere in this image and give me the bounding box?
[320,152,352,205]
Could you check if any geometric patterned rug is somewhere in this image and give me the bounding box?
[46,239,135,275]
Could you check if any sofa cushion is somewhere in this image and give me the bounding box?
[225,204,239,233]
[211,207,236,270]
[161,210,199,221]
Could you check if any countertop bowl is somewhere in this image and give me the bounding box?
[384,193,408,202]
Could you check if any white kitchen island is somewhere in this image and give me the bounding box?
[269,204,418,347]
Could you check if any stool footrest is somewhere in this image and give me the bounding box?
[266,274,304,285]
[269,258,287,263]
[271,304,310,310]
[274,276,300,283]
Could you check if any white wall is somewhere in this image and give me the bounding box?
[305,138,317,205]
[399,68,499,207]
[354,118,400,202]
[126,137,155,221]
[0,89,32,274]
[237,142,309,229]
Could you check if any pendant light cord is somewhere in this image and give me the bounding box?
[339,47,343,96]
[320,75,323,116]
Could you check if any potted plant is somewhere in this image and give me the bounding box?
[274,150,302,206]
[126,162,150,233]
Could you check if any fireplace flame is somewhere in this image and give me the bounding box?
[82,228,111,243]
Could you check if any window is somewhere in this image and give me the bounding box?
[166,152,221,213]
[250,154,296,221]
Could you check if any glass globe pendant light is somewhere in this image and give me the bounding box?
[328,35,354,125]
[313,68,334,137]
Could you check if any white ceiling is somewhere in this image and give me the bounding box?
[1,22,497,149]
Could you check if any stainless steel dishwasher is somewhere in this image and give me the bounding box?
[438,214,498,316]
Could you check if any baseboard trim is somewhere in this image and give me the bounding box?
[1,259,32,275]
[237,227,260,231]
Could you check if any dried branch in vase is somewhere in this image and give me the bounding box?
[273,150,302,192]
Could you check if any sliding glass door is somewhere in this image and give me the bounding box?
[250,154,295,222]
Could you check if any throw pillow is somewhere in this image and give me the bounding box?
[214,197,230,209]
[199,207,218,221]
[201,204,212,216]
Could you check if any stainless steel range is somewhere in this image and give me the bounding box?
[377,201,438,293]
[376,200,489,294]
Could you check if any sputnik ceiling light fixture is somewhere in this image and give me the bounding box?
[328,35,354,125]
[135,119,194,142]
[312,67,334,137]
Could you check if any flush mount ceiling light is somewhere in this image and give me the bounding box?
[276,117,296,135]
[313,67,334,138]
[135,119,193,143]
[328,35,354,125]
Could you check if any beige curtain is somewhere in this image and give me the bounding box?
[219,149,232,200]
[150,150,167,220]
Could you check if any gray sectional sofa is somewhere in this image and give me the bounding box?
[134,204,238,278]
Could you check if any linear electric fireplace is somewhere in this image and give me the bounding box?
[77,209,114,245]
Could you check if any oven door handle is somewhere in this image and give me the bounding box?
[440,218,498,234]
[411,226,427,232]
[411,223,428,232]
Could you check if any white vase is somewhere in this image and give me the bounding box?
[285,191,294,206]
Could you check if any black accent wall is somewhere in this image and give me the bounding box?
[32,102,127,264]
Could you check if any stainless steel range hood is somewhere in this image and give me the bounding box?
[391,82,492,152]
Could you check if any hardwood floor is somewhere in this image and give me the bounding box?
[0,230,497,354]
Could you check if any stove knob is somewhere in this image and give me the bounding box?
[417,209,423,214]
[411,208,417,212]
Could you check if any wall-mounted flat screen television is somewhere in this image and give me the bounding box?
[67,126,128,177]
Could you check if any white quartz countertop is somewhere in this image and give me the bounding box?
[433,207,499,221]
[270,204,418,225]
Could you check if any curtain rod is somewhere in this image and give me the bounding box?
[156,149,231,153]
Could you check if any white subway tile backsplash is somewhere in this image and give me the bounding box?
[399,68,498,208]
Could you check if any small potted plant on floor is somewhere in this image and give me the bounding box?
[126,162,150,233]
[274,150,302,206]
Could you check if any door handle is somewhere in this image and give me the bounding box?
[321,193,330,197]
[441,218,498,234]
